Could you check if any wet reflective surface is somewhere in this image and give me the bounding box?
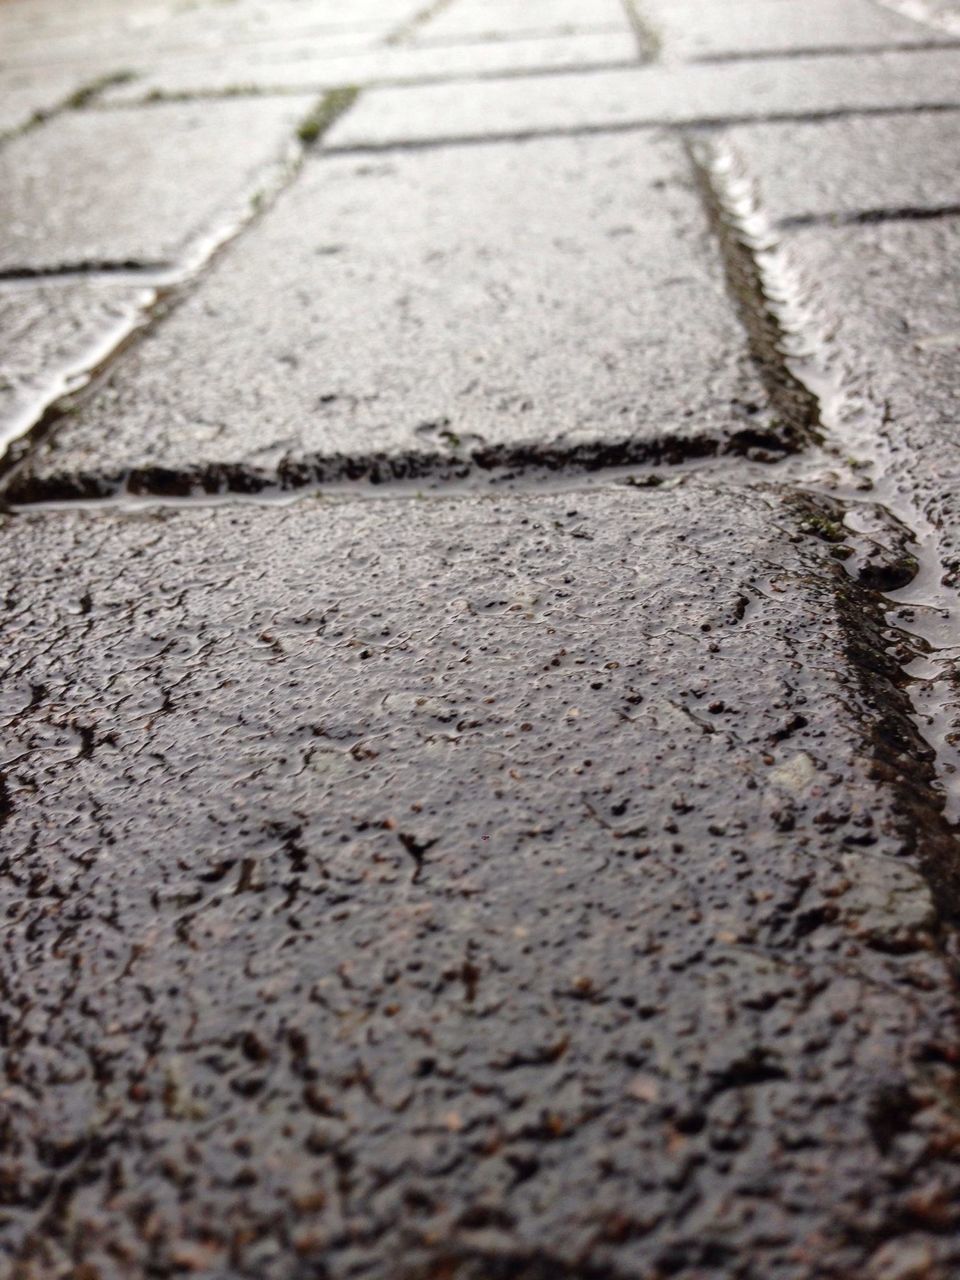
[2,486,960,1277]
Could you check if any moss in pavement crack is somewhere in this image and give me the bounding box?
[297,87,360,147]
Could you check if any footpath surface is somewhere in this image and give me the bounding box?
[1,2,960,1278]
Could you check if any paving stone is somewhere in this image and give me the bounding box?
[876,0,960,34]
[7,132,777,500]
[412,0,629,42]
[1,480,958,1278]
[0,96,314,272]
[100,31,640,103]
[786,219,960,578]
[0,26,382,76]
[325,50,960,149]
[0,281,148,449]
[645,0,957,60]
[721,112,960,223]
[0,0,408,63]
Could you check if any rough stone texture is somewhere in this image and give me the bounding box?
[645,0,957,60]
[7,132,777,500]
[0,28,380,74]
[412,0,629,42]
[1,482,958,1280]
[324,50,960,149]
[99,32,640,103]
[0,97,313,272]
[719,113,960,222]
[786,219,960,578]
[0,281,148,447]
[0,0,406,65]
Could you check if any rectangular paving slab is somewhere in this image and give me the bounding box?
[786,219,960,580]
[0,0,410,65]
[99,31,639,102]
[0,280,149,452]
[324,50,960,148]
[6,131,779,501]
[717,112,960,223]
[411,0,629,42]
[644,0,957,60]
[0,97,314,273]
[1,480,958,1278]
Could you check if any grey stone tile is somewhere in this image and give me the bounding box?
[8,132,775,498]
[720,113,960,222]
[413,0,629,41]
[0,0,409,63]
[0,96,314,271]
[1,481,957,1276]
[0,280,148,448]
[324,50,960,148]
[874,0,960,34]
[787,219,960,578]
[0,26,382,74]
[645,0,958,60]
[99,31,639,103]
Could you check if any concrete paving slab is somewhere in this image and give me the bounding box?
[0,281,149,449]
[786,219,960,577]
[1,481,958,1278]
[0,26,382,75]
[7,131,778,501]
[721,112,960,223]
[875,0,960,35]
[99,32,640,103]
[645,0,958,60]
[0,96,313,272]
[324,50,960,149]
[0,0,410,62]
[413,0,629,42]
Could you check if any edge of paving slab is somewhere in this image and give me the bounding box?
[0,84,362,471]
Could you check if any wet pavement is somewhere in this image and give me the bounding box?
[2,1,960,1278]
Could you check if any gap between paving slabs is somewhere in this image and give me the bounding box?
[0,68,137,147]
[685,130,960,871]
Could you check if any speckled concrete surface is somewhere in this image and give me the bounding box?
[2,483,959,1279]
[2,2,960,1277]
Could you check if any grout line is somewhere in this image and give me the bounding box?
[685,138,834,451]
[385,0,457,47]
[691,131,960,871]
[321,102,960,156]
[693,36,960,62]
[777,203,960,230]
[620,0,662,62]
[1,451,785,516]
[0,68,138,148]
[0,260,174,284]
[87,58,644,108]
[2,433,760,506]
